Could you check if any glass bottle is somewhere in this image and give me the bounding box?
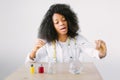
[38,64,44,73]
[30,64,35,74]
[69,54,83,74]
[47,62,56,74]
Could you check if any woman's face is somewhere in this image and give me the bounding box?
[52,13,68,36]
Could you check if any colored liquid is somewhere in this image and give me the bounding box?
[38,66,44,73]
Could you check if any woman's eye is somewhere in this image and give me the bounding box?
[54,21,59,24]
[62,18,66,21]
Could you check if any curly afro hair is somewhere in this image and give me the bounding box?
[38,3,79,42]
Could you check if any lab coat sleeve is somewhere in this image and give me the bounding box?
[25,52,36,64]
[25,45,47,64]
[77,35,100,59]
[35,45,48,62]
[82,46,100,59]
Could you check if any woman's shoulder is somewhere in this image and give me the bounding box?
[74,34,90,46]
[45,41,56,47]
[75,34,88,41]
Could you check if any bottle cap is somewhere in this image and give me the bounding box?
[70,56,72,59]
[31,64,33,67]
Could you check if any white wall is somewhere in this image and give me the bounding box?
[0,0,120,80]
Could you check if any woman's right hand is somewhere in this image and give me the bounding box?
[30,39,46,60]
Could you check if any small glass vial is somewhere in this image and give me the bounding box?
[38,64,44,73]
[30,64,35,74]
[69,56,82,74]
[47,62,56,74]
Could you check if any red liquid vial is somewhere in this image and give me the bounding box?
[38,64,44,73]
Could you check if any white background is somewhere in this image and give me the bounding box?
[0,0,120,80]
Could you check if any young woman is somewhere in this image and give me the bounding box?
[25,4,107,63]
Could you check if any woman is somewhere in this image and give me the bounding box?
[25,4,107,63]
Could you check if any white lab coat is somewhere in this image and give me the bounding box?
[25,34,100,63]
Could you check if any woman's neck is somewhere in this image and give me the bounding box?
[58,35,68,42]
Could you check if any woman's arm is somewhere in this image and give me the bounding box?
[29,39,45,60]
[77,35,107,59]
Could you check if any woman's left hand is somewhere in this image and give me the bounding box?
[95,40,107,59]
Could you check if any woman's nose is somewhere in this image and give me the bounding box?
[59,21,64,25]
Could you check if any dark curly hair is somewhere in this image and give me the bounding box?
[38,3,79,42]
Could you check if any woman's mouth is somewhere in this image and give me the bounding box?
[60,27,67,32]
